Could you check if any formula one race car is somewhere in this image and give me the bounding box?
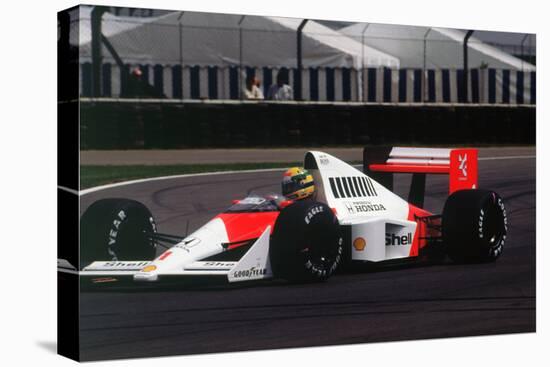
[59,147,507,284]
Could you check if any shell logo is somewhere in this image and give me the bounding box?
[353,237,366,251]
[142,265,157,272]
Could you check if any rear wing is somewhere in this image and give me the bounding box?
[364,146,478,208]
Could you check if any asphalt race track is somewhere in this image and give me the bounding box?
[78,148,535,361]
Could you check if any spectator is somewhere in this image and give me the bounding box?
[121,67,165,98]
[243,75,264,100]
[267,69,293,101]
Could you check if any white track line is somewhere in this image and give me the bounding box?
[78,168,288,196]
[58,186,79,195]
[71,154,535,196]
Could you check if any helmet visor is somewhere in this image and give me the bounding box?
[282,179,314,197]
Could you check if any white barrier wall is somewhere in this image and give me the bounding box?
[80,63,536,104]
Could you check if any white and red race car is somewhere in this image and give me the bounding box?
[59,147,507,284]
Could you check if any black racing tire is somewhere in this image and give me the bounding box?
[270,200,343,282]
[80,198,157,269]
[442,189,507,263]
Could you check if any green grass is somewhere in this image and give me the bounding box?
[80,162,307,189]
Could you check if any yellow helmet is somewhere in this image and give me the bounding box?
[282,167,315,200]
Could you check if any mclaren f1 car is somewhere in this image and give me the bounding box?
[58,147,507,284]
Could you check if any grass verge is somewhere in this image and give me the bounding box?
[80,162,307,190]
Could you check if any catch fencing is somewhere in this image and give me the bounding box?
[64,6,536,105]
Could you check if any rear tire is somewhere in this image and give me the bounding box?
[270,201,343,282]
[80,198,157,269]
[442,189,507,263]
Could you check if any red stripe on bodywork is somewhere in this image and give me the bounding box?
[216,212,279,245]
[407,204,434,257]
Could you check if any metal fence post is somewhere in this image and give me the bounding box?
[178,12,185,100]
[520,33,529,71]
[361,24,370,102]
[463,30,474,103]
[91,6,108,97]
[422,28,432,102]
[296,19,308,101]
[238,15,246,100]
[178,12,185,68]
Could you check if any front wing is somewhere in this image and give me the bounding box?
[58,226,273,283]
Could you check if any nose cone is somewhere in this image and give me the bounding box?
[133,217,229,282]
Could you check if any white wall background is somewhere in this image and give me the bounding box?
[0,0,546,366]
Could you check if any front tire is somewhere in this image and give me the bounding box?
[442,189,507,263]
[80,198,157,269]
[270,201,343,282]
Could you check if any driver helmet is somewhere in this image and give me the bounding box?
[281,167,315,200]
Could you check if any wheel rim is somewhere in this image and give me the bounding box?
[300,222,341,276]
[113,214,156,260]
[483,197,506,251]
